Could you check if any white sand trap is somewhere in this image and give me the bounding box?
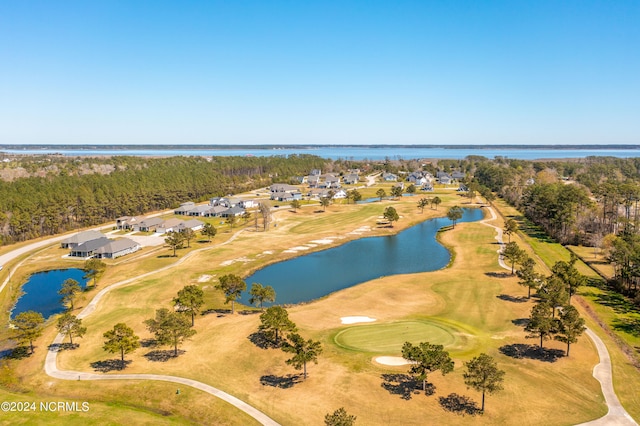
[375,356,412,366]
[198,274,212,283]
[262,250,273,254]
[341,316,377,324]
[286,246,311,252]
[306,243,317,248]
[311,238,334,244]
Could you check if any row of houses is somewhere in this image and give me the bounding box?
[174,198,254,218]
[116,216,205,233]
[61,231,141,259]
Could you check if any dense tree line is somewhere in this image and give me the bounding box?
[0,155,327,244]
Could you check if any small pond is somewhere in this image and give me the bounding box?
[11,269,89,319]
[241,208,484,306]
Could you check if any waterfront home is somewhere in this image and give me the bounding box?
[69,237,110,258]
[94,238,141,259]
[61,230,107,249]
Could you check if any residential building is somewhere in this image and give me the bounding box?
[61,230,107,249]
[94,238,141,259]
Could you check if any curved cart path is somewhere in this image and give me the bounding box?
[481,206,637,426]
[5,229,281,425]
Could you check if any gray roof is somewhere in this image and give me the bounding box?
[94,238,140,255]
[73,237,110,253]
[139,217,164,227]
[177,219,205,230]
[62,230,106,245]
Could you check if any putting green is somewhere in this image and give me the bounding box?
[334,319,475,354]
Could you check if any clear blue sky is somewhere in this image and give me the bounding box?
[1,1,638,145]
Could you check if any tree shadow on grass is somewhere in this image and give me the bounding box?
[485,272,511,279]
[511,318,529,327]
[380,373,432,400]
[439,393,481,416]
[260,374,302,389]
[91,359,132,372]
[247,331,279,350]
[499,344,564,362]
[47,342,78,352]
[144,349,184,362]
[497,294,528,303]
[202,308,229,317]
[612,317,640,337]
[4,346,31,360]
[140,338,156,348]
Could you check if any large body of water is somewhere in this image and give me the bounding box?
[12,269,89,319]
[2,146,640,160]
[241,208,484,306]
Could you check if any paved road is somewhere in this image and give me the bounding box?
[482,206,637,426]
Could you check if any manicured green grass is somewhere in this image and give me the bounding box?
[334,320,464,353]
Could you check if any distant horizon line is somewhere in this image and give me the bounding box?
[2,144,640,150]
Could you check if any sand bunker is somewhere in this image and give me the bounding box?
[220,256,250,266]
[283,246,311,253]
[197,274,212,283]
[374,356,412,366]
[340,316,377,324]
[310,238,335,244]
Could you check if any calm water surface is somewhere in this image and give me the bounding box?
[12,269,89,319]
[241,208,484,306]
[3,146,639,160]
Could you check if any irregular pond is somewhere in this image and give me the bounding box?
[241,208,484,306]
[11,269,89,319]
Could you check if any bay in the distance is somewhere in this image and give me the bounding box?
[1,144,639,160]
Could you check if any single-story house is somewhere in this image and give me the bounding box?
[343,173,359,185]
[157,218,183,234]
[439,175,452,185]
[176,219,205,232]
[203,205,228,217]
[188,205,214,216]
[69,237,110,258]
[271,191,302,201]
[310,169,322,176]
[382,172,398,182]
[175,202,196,215]
[94,238,141,259]
[135,217,164,232]
[61,230,107,249]
[270,183,299,193]
[452,171,466,180]
[220,206,245,218]
[116,216,138,230]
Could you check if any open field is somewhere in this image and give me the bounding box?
[0,188,636,424]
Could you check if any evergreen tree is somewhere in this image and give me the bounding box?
[12,311,44,354]
[463,353,505,412]
[216,274,246,314]
[282,333,322,379]
[58,278,82,310]
[401,341,454,392]
[56,312,86,346]
[103,323,140,363]
[174,285,205,326]
[145,308,196,357]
